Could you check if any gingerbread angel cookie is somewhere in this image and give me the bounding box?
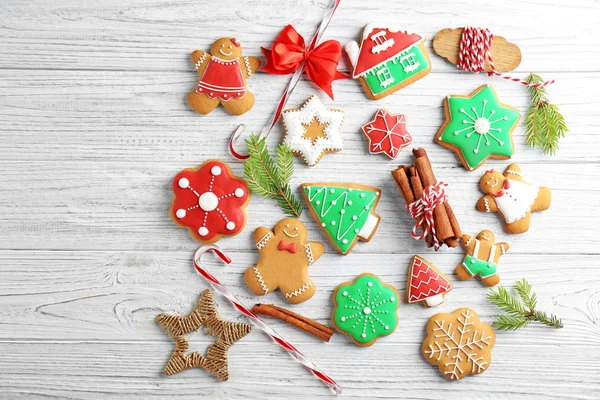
[456,230,509,287]
[476,164,551,234]
[244,218,324,304]
[187,37,260,116]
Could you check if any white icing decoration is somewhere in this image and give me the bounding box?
[235,188,244,197]
[285,280,312,299]
[199,192,219,212]
[357,213,379,239]
[454,99,508,154]
[194,53,207,70]
[253,267,269,294]
[493,179,539,224]
[178,178,190,188]
[175,209,186,218]
[423,310,493,380]
[256,232,272,249]
[226,221,236,230]
[243,56,252,76]
[282,96,344,167]
[198,227,209,236]
[211,166,222,176]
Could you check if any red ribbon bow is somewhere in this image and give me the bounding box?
[278,240,297,254]
[261,25,347,99]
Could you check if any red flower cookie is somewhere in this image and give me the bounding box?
[170,160,250,243]
[362,109,412,159]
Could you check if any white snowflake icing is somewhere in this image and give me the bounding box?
[340,281,396,339]
[176,166,245,237]
[453,99,509,154]
[424,310,493,380]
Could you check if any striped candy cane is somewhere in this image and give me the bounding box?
[193,245,343,395]
[457,27,554,88]
[229,0,342,160]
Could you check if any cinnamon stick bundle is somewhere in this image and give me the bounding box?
[252,304,334,342]
[391,147,461,249]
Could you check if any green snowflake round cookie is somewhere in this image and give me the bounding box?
[332,273,400,346]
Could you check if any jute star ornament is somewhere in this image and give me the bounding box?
[157,289,252,381]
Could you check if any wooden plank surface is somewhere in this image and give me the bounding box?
[1,0,599,398]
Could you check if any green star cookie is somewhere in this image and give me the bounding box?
[435,84,520,171]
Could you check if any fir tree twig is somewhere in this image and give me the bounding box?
[488,278,564,331]
[244,134,303,217]
[525,73,568,156]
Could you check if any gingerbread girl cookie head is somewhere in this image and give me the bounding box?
[274,218,308,244]
[210,37,243,61]
[479,169,507,195]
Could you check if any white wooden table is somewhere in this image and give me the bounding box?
[1,0,599,398]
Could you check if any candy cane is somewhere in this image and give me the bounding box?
[457,27,554,88]
[229,0,342,160]
[193,245,343,394]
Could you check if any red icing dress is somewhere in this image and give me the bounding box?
[196,57,246,101]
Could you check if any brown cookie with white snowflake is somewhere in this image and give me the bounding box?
[422,308,495,380]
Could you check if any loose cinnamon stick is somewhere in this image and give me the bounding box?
[412,148,454,244]
[252,304,334,342]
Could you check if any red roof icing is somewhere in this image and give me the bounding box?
[408,256,452,303]
[353,27,423,77]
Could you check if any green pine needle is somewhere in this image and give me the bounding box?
[244,135,303,217]
[488,278,563,331]
[525,73,568,156]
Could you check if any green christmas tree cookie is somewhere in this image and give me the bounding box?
[332,273,400,346]
[301,183,381,255]
[435,84,521,171]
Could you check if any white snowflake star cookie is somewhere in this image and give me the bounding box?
[282,95,344,167]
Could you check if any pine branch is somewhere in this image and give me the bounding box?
[525,73,568,156]
[488,278,563,331]
[244,135,303,218]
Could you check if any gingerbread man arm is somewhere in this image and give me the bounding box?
[305,242,325,265]
[496,242,510,255]
[477,195,498,213]
[504,163,524,182]
[192,50,211,74]
[254,227,274,251]
[461,234,476,252]
[239,56,261,79]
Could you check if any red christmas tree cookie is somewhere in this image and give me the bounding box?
[362,109,412,159]
[406,255,453,307]
[170,160,250,243]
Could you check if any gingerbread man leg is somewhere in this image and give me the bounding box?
[455,264,474,281]
[482,274,501,287]
[221,92,255,116]
[504,212,531,234]
[281,279,316,305]
[531,187,552,211]
[187,91,220,115]
[244,264,275,296]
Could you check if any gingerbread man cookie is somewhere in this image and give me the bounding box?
[244,218,324,304]
[476,164,551,234]
[456,230,509,287]
[187,38,261,116]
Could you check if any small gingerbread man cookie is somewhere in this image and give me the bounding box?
[476,164,551,234]
[456,230,509,287]
[244,218,324,304]
[187,37,261,116]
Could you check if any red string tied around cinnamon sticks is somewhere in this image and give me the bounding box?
[407,182,448,250]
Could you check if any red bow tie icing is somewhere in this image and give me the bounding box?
[261,25,347,99]
[278,240,297,254]
[492,179,511,198]
[170,160,250,243]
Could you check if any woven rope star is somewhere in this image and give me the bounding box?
[157,289,252,381]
